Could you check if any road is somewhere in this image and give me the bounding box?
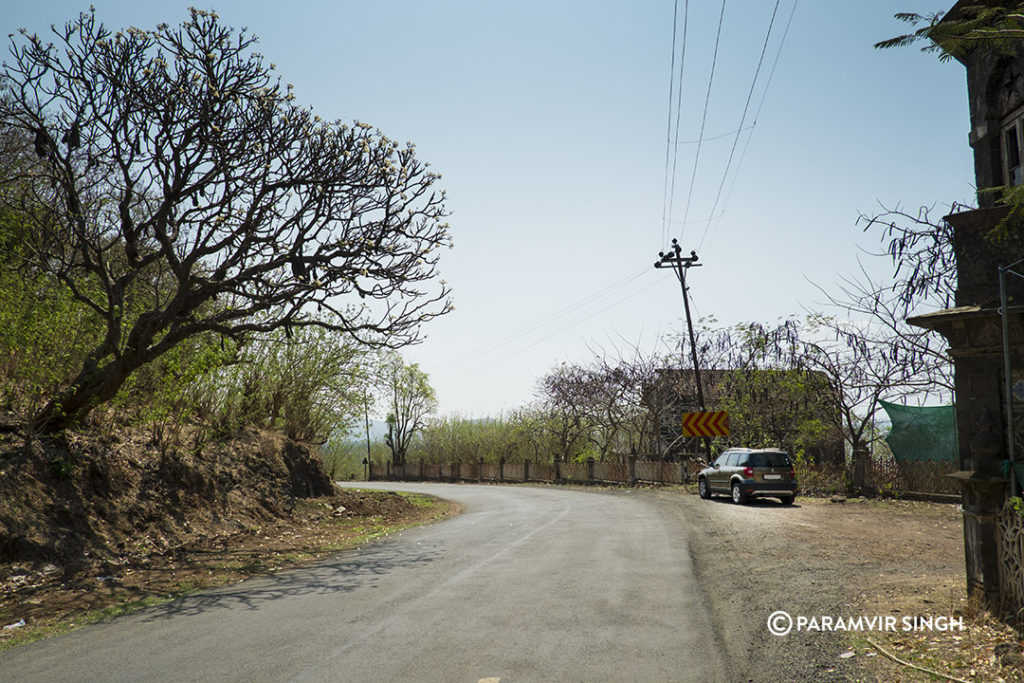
[1,483,728,682]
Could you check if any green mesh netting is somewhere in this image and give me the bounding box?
[880,400,958,463]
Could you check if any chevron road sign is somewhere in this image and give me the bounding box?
[681,411,730,437]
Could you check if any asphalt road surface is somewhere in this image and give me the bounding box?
[1,483,729,682]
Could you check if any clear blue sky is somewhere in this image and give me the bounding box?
[5,1,974,418]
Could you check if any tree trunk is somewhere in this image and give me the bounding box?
[33,359,135,433]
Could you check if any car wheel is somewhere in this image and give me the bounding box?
[780,495,795,505]
[731,481,747,505]
[698,477,711,499]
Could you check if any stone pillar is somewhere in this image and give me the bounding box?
[586,457,595,482]
[478,458,484,482]
[909,248,1023,611]
[499,457,505,483]
[628,455,637,485]
[524,459,531,482]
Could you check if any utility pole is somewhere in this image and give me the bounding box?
[655,239,711,461]
[363,386,373,481]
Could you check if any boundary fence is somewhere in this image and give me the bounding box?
[370,457,705,486]
[795,459,960,497]
[370,455,960,498]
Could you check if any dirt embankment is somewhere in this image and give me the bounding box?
[0,426,429,638]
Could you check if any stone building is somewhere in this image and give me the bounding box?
[907,0,1024,610]
[642,367,843,463]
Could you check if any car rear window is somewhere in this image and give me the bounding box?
[747,452,791,468]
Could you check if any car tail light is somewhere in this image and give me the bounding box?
[742,466,754,477]
[789,467,796,480]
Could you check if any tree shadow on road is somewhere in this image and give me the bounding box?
[138,539,443,621]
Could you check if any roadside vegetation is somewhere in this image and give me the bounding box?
[0,6,455,644]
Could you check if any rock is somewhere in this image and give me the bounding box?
[830,495,847,503]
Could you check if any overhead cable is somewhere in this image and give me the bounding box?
[697,0,782,252]
[428,265,651,375]
[661,0,690,246]
[703,0,799,253]
[680,0,728,234]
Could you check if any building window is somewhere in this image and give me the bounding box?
[1002,109,1024,186]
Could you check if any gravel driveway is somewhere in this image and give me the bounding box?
[650,489,963,681]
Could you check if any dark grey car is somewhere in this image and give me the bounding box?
[697,448,797,505]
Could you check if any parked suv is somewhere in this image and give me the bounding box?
[697,448,797,505]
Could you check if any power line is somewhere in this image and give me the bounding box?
[428,265,651,375]
[661,0,690,246]
[438,270,666,385]
[696,0,782,252]
[702,0,799,253]
[668,212,725,226]
[680,0,728,234]
[661,0,681,247]
[665,0,690,245]
[674,125,753,146]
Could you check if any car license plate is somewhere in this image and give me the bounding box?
[764,474,782,480]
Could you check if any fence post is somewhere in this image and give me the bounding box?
[386,461,391,480]
[853,446,869,494]
[499,457,505,482]
[628,455,637,485]
[587,457,595,482]
[524,459,531,482]
[554,459,561,484]
[478,458,483,482]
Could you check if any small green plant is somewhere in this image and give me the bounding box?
[48,454,75,480]
[1009,496,1024,517]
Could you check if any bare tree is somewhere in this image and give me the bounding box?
[0,9,451,432]
[858,204,958,318]
[538,363,594,462]
[738,316,944,456]
[805,204,959,403]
